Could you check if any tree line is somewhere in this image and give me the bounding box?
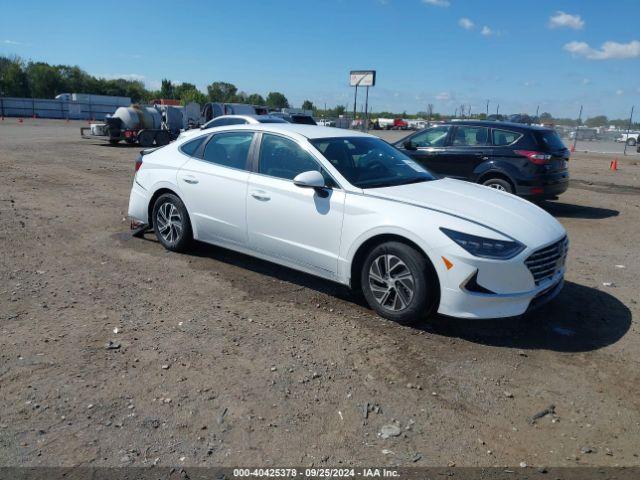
[0,56,302,110]
[1,55,636,126]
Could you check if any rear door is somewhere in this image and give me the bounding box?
[396,125,451,175]
[177,131,256,245]
[443,125,492,179]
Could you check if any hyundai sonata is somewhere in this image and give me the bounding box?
[128,124,568,324]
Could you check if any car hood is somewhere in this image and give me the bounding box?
[365,178,565,245]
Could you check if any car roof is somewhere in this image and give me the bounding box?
[447,119,553,131]
[206,123,372,139]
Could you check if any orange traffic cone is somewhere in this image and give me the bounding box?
[610,159,618,171]
[570,144,575,153]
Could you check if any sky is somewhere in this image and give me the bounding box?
[1,0,639,118]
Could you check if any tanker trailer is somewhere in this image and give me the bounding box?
[80,105,173,147]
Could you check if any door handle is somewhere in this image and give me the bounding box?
[182,175,199,184]
[250,190,271,201]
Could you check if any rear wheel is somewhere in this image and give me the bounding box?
[138,130,155,148]
[626,138,637,146]
[482,177,513,193]
[108,138,120,145]
[360,241,438,324]
[152,193,192,252]
[155,130,171,146]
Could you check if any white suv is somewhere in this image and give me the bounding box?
[128,124,567,323]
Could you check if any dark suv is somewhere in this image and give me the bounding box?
[395,120,569,199]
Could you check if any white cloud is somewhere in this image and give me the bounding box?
[435,91,453,101]
[458,18,474,30]
[564,40,640,60]
[105,73,146,82]
[523,81,536,87]
[548,11,584,30]
[3,39,22,45]
[616,89,624,96]
[422,0,450,7]
[582,78,591,85]
[480,26,493,36]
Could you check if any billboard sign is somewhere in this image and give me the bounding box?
[349,70,376,87]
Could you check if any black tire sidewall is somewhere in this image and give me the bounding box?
[482,178,513,193]
[360,242,437,324]
[152,193,192,252]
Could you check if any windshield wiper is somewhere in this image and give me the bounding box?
[361,177,429,189]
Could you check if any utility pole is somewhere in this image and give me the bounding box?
[352,85,358,129]
[486,99,489,116]
[535,105,540,119]
[623,105,635,156]
[572,105,583,153]
[496,104,500,116]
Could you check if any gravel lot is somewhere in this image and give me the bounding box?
[1,119,639,468]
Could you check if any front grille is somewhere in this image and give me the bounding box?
[525,236,568,285]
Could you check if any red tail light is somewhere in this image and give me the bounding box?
[135,156,143,172]
[515,150,552,165]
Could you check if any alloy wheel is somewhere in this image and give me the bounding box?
[368,254,415,311]
[487,183,507,191]
[156,201,183,245]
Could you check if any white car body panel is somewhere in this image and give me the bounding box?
[128,124,567,319]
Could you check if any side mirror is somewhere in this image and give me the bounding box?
[403,140,417,150]
[293,170,326,189]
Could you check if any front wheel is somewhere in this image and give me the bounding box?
[482,177,513,193]
[152,193,192,252]
[626,138,637,146]
[360,242,438,324]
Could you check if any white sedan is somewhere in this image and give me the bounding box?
[128,124,568,323]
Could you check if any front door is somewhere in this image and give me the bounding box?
[398,125,451,175]
[246,133,345,278]
[177,131,255,245]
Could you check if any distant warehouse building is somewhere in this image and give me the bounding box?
[0,93,131,120]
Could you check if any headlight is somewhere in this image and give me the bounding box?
[440,228,525,260]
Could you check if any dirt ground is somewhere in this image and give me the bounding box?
[1,119,639,469]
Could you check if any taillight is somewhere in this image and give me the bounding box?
[514,150,552,165]
[135,155,143,172]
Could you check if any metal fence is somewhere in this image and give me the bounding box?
[0,96,125,120]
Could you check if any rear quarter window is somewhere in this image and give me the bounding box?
[179,136,206,157]
[492,129,522,146]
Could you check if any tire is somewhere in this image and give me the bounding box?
[626,138,636,146]
[108,138,120,145]
[138,130,155,148]
[152,193,192,252]
[360,241,438,325]
[482,177,513,193]
[155,130,171,146]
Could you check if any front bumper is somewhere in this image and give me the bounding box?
[434,242,566,319]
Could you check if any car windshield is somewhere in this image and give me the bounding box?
[310,137,436,189]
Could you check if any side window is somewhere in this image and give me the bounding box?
[452,126,489,146]
[201,132,254,170]
[410,126,450,147]
[179,136,206,157]
[259,133,333,185]
[493,129,522,146]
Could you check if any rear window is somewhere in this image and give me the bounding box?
[180,136,206,156]
[258,118,288,123]
[291,115,317,125]
[537,131,566,151]
[492,129,522,146]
